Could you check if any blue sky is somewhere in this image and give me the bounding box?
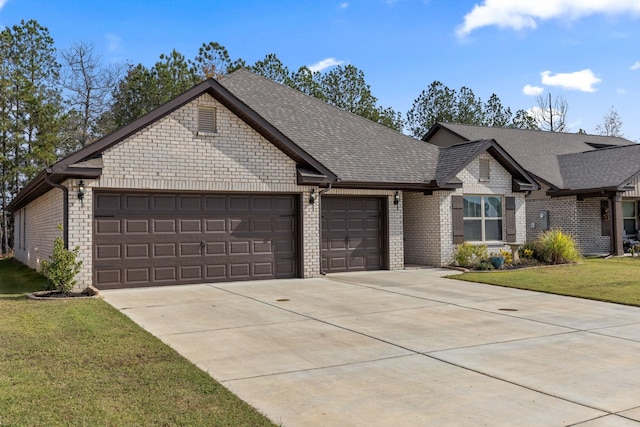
[1,0,640,140]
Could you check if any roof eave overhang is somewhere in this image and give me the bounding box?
[547,185,635,198]
[7,166,103,212]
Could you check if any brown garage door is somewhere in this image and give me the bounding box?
[94,192,298,289]
[321,196,385,273]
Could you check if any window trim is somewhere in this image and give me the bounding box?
[462,195,503,243]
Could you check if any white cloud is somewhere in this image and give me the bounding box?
[105,33,121,52]
[617,88,627,94]
[631,61,640,70]
[522,84,544,96]
[308,57,345,73]
[339,2,348,9]
[540,69,601,92]
[457,0,640,38]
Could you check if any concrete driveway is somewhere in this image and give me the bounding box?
[102,269,640,426]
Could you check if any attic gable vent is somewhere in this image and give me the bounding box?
[198,106,217,134]
[479,158,490,181]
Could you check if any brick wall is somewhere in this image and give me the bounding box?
[14,188,63,272]
[576,198,610,253]
[67,94,403,288]
[403,152,525,266]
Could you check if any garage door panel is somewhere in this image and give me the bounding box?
[96,219,120,235]
[126,268,150,284]
[180,265,203,280]
[179,219,202,233]
[180,242,202,256]
[95,192,298,288]
[206,241,227,255]
[154,243,176,257]
[321,196,385,273]
[229,197,250,211]
[96,244,121,260]
[253,241,272,253]
[152,195,176,210]
[230,264,251,278]
[206,264,227,280]
[179,195,202,211]
[205,219,226,233]
[124,195,149,211]
[230,219,249,232]
[96,269,121,286]
[230,241,250,254]
[154,267,177,282]
[154,219,176,233]
[126,244,149,258]
[253,262,273,276]
[204,196,226,211]
[125,219,148,234]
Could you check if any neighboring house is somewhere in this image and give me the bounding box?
[424,122,640,256]
[8,70,537,290]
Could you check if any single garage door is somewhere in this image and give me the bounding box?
[94,192,298,289]
[321,196,385,273]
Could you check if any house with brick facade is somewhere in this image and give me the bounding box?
[8,70,538,290]
[424,122,640,256]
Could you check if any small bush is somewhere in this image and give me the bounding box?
[452,242,488,268]
[41,227,83,293]
[537,229,582,265]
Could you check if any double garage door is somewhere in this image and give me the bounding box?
[94,192,298,289]
[93,192,386,289]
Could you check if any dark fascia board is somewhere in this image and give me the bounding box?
[548,185,634,198]
[437,139,540,192]
[11,76,339,211]
[7,167,102,212]
[327,180,463,191]
[52,78,336,180]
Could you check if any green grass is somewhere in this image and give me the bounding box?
[450,257,640,306]
[0,258,275,426]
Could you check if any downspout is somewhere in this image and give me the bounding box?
[317,183,332,275]
[44,169,69,249]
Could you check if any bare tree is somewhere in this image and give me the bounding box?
[533,92,569,132]
[594,106,623,137]
[60,41,123,150]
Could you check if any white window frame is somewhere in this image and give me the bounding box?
[462,195,503,242]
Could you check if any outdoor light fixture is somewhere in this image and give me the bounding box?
[309,188,316,205]
[78,179,85,200]
[394,191,400,205]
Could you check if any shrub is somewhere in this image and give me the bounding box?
[41,227,83,293]
[452,242,488,268]
[537,229,582,265]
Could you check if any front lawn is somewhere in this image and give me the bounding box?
[0,258,275,426]
[450,257,640,306]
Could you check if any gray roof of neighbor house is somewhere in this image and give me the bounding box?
[425,122,637,192]
[8,70,537,211]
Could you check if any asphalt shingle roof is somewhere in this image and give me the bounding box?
[431,122,636,189]
[219,69,442,184]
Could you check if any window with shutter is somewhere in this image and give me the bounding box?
[198,106,217,134]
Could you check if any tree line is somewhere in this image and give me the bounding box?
[0,19,624,253]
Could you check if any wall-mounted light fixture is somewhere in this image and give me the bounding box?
[309,188,316,205]
[393,191,400,205]
[78,179,85,200]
